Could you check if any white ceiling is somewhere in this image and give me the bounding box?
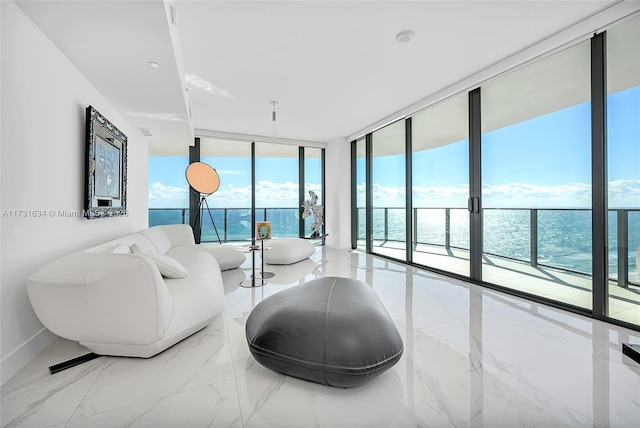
[15,0,632,146]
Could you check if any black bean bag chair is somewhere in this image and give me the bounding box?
[245,276,403,388]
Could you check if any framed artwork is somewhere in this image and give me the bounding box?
[256,221,272,240]
[85,105,127,219]
[93,134,121,199]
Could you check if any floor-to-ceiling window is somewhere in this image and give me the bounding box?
[371,120,406,260]
[149,138,324,243]
[606,15,640,325]
[148,142,190,227]
[412,93,470,276]
[481,39,593,309]
[201,138,253,242]
[254,142,300,238]
[352,17,639,330]
[355,137,366,251]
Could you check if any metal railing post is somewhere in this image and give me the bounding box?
[413,207,418,248]
[617,209,629,288]
[531,209,538,267]
[445,208,451,250]
[224,209,228,242]
[384,208,389,242]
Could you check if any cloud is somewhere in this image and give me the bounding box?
[608,179,640,196]
[255,181,299,207]
[413,185,469,206]
[148,182,189,208]
[303,183,322,196]
[482,182,592,208]
[209,184,252,207]
[609,179,640,208]
[203,181,303,208]
[150,178,640,210]
[360,180,640,209]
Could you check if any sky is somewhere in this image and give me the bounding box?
[151,86,639,211]
[362,86,640,209]
[149,155,322,209]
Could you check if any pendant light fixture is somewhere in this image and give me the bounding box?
[271,100,278,145]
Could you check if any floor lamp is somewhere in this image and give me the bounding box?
[186,162,221,244]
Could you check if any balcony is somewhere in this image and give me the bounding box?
[359,207,640,326]
[149,206,639,325]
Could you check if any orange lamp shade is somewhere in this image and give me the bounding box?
[185,162,220,195]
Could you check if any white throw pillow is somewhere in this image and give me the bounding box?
[130,244,188,279]
[112,243,131,254]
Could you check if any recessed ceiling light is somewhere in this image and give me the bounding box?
[395,30,415,43]
[148,61,160,69]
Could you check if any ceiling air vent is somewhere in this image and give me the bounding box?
[139,128,152,137]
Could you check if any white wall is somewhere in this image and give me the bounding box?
[0,1,148,384]
[324,137,351,250]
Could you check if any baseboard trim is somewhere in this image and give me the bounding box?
[325,238,352,251]
[1,328,56,385]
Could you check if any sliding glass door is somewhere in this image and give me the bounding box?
[254,143,300,238]
[355,137,367,251]
[148,143,190,227]
[481,40,593,309]
[351,17,638,330]
[201,138,252,242]
[303,147,324,238]
[606,15,640,326]
[150,138,324,243]
[411,93,470,276]
[371,120,406,260]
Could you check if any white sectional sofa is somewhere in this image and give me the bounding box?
[26,224,242,358]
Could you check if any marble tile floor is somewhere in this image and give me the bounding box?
[372,242,640,326]
[2,247,640,427]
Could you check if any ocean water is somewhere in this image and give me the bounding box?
[360,207,640,282]
[149,208,313,242]
[150,207,639,282]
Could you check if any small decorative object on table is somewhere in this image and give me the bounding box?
[256,221,272,240]
[240,222,274,288]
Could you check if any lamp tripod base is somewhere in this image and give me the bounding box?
[193,195,221,244]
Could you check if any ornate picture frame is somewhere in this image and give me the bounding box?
[84,105,128,219]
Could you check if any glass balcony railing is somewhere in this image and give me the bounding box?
[149,207,304,243]
[150,206,638,287]
[357,207,640,287]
